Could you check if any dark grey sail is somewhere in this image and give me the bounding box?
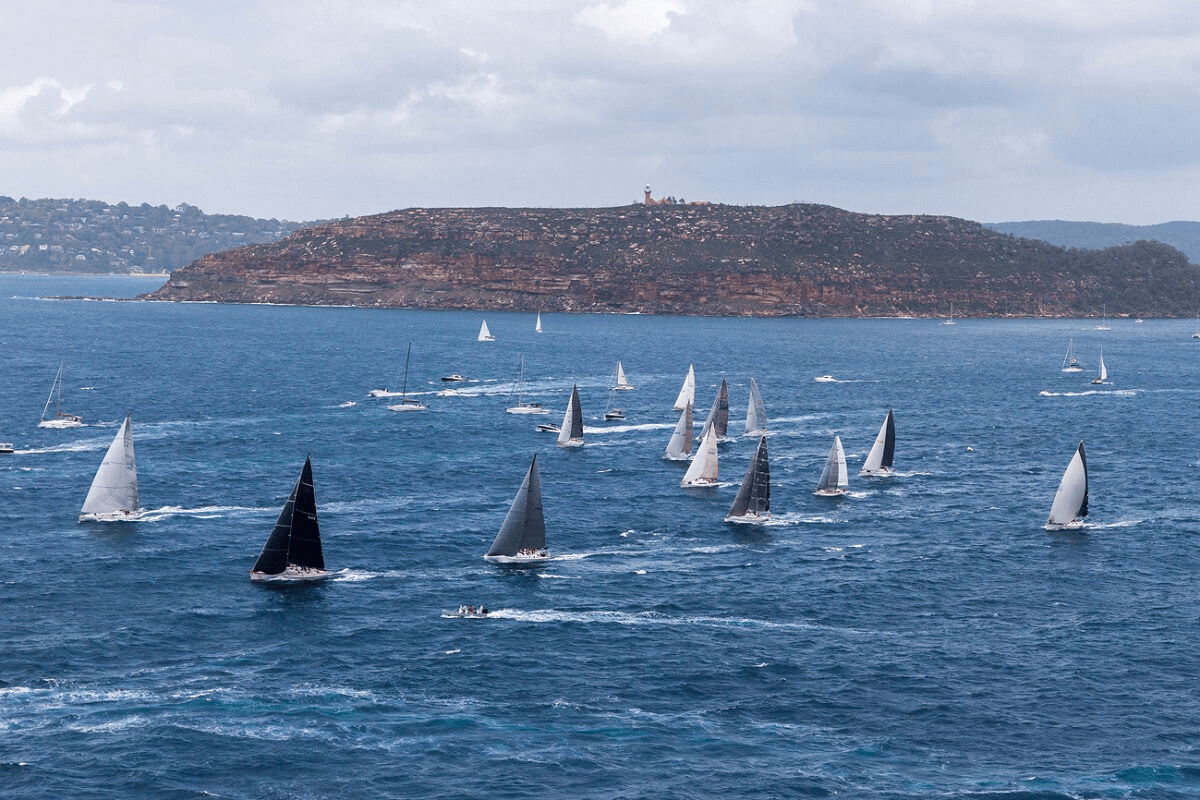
[727,435,770,520]
[252,457,324,574]
[701,378,729,440]
[486,454,546,556]
[880,409,895,469]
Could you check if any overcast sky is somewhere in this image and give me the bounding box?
[2,1,1198,224]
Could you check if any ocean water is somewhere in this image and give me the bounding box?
[3,274,1200,799]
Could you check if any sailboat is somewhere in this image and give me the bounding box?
[814,435,849,496]
[859,410,896,477]
[725,435,770,523]
[943,302,956,325]
[79,415,139,522]
[1094,305,1111,331]
[1046,441,1088,530]
[250,456,328,581]
[681,422,719,487]
[387,342,428,411]
[604,362,632,420]
[672,364,695,411]
[664,403,694,461]
[700,378,729,441]
[484,454,549,564]
[1061,338,1084,372]
[1091,350,1108,385]
[744,378,767,436]
[1192,311,1200,339]
[612,361,635,391]
[556,385,584,447]
[535,312,543,334]
[506,355,546,414]
[477,320,495,342]
[38,361,83,428]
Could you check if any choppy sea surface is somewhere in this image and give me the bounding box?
[3,274,1200,799]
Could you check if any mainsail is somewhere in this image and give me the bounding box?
[673,364,695,411]
[1092,350,1108,384]
[681,422,719,487]
[664,403,694,460]
[814,435,849,495]
[79,415,139,521]
[613,361,635,390]
[556,384,584,447]
[485,454,547,558]
[1046,441,1088,529]
[535,312,543,334]
[700,378,729,441]
[39,360,82,428]
[251,457,325,576]
[745,378,767,435]
[726,435,770,521]
[478,320,495,342]
[859,410,896,476]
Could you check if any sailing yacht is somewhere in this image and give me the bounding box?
[1091,350,1108,385]
[1192,311,1199,339]
[79,415,139,522]
[681,422,719,487]
[664,403,694,461]
[535,312,543,334]
[250,456,329,581]
[943,302,956,325]
[604,362,632,420]
[1094,305,1111,330]
[477,320,496,342]
[1061,338,1084,372]
[387,342,428,412]
[859,410,896,477]
[506,355,546,414]
[556,385,584,447]
[1046,441,1088,530]
[699,378,729,442]
[725,435,770,523]
[814,435,849,496]
[672,364,695,411]
[612,361,635,391]
[38,361,83,428]
[484,454,550,564]
[744,378,767,436]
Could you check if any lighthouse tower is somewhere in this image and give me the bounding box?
[644,185,653,205]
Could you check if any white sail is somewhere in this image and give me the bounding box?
[556,385,584,447]
[79,415,139,521]
[681,422,719,487]
[478,320,495,341]
[613,361,634,390]
[1061,338,1083,372]
[664,403,694,460]
[535,312,543,334]
[859,410,896,476]
[672,364,695,411]
[506,355,546,414]
[814,435,849,496]
[1046,441,1088,529]
[744,378,767,435]
[1092,350,1107,384]
[38,361,83,429]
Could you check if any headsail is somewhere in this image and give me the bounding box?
[79,415,139,521]
[814,435,849,495]
[252,456,324,576]
[1092,350,1107,384]
[745,378,767,435]
[486,454,547,558]
[556,384,584,447]
[673,364,695,411]
[664,403,694,460]
[700,378,729,441]
[859,410,896,476]
[613,361,634,390]
[726,435,770,521]
[1046,441,1088,529]
[681,422,719,487]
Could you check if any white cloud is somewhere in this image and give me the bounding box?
[575,0,687,44]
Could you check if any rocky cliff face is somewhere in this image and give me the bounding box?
[143,203,1200,317]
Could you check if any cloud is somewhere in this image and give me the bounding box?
[575,0,687,44]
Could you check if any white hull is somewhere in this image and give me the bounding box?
[38,418,83,429]
[483,554,550,565]
[79,509,141,522]
[611,385,634,391]
[368,388,402,397]
[814,488,849,497]
[507,405,547,415]
[1062,366,1083,373]
[1045,519,1086,531]
[442,374,467,382]
[663,453,691,462]
[681,478,718,488]
[724,511,769,523]
[388,402,427,411]
[443,609,490,618]
[536,423,560,433]
[249,566,330,582]
[859,467,894,478]
[557,438,584,448]
[814,375,836,383]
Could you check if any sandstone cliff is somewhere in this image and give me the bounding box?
[142,203,1200,317]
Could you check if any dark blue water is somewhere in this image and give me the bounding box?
[3,274,1200,799]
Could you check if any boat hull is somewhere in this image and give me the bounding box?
[249,566,330,582]
[387,402,427,412]
[79,509,141,523]
[39,418,83,429]
[814,488,849,497]
[681,479,718,488]
[483,554,550,566]
[557,438,584,448]
[724,511,769,524]
[507,405,547,415]
[859,467,894,477]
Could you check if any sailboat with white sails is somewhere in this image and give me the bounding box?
[556,385,584,447]
[79,415,139,522]
[604,361,634,420]
[700,378,729,442]
[506,355,546,414]
[386,342,428,411]
[1061,338,1084,372]
[725,435,769,523]
[664,403,694,461]
[859,410,896,477]
[1091,350,1108,385]
[250,456,329,581]
[673,364,695,411]
[943,302,956,325]
[39,361,83,428]
[814,435,849,496]
[477,320,495,342]
[744,378,767,436]
[1046,441,1088,530]
[484,453,550,564]
[535,312,543,334]
[681,422,719,487]
[1094,305,1111,331]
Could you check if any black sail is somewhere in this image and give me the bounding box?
[252,457,323,574]
[486,454,546,556]
[567,386,584,440]
[881,409,896,469]
[728,435,770,518]
[702,378,729,440]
